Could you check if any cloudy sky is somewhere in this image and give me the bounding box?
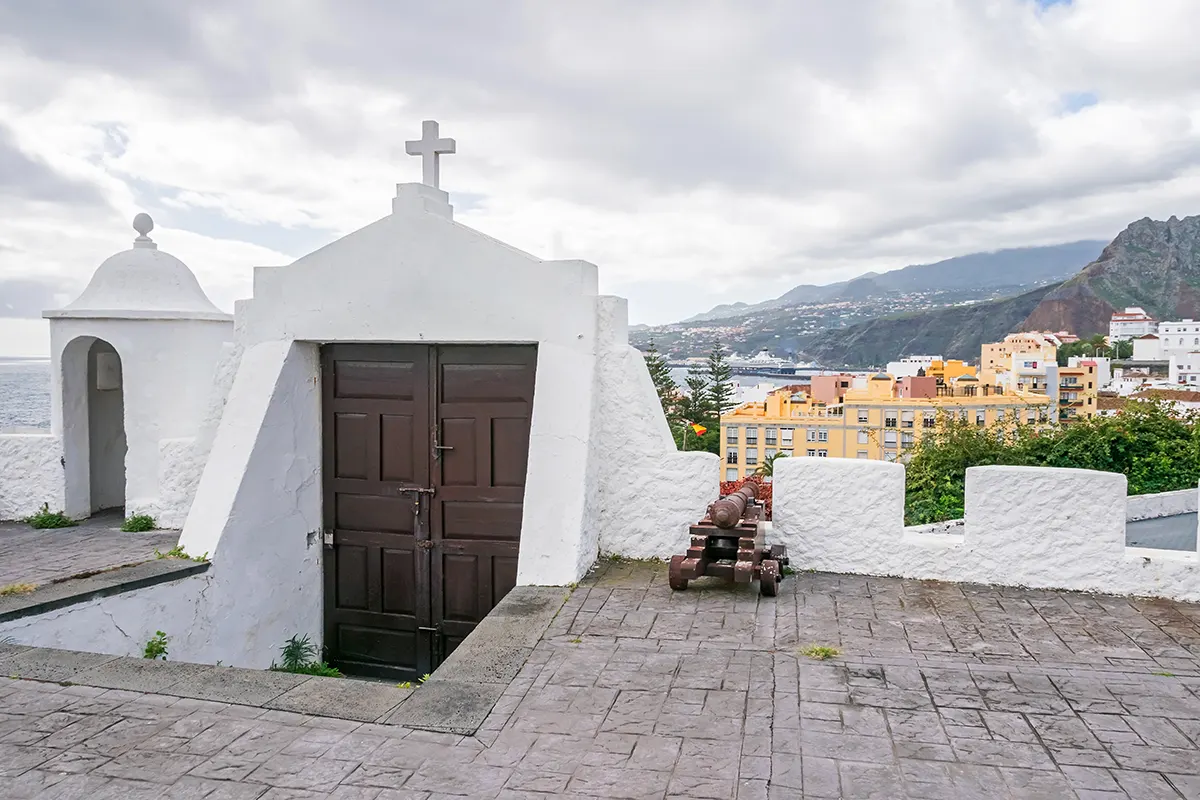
[1,0,1199,356]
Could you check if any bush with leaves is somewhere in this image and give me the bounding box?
[271,634,342,678]
[904,400,1200,525]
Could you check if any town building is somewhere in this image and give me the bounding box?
[885,355,940,379]
[1109,307,1158,341]
[720,375,1052,481]
[1132,334,1163,361]
[1170,354,1200,385]
[1057,361,1100,422]
[980,332,1060,376]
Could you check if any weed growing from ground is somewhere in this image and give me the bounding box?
[24,503,76,529]
[0,583,36,596]
[800,645,840,661]
[154,545,209,563]
[143,631,169,660]
[121,514,156,532]
[419,673,431,684]
[271,634,343,678]
[397,681,414,689]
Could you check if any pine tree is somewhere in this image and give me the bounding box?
[707,345,735,416]
[643,341,679,418]
[681,362,714,428]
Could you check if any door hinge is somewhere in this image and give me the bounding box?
[322,530,334,546]
[415,539,435,550]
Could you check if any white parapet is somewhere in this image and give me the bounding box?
[772,458,1200,602]
[0,434,65,520]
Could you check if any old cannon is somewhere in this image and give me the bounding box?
[668,482,789,596]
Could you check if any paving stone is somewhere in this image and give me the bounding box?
[264,676,411,723]
[3,647,119,682]
[71,657,216,694]
[4,563,1200,797]
[166,666,310,706]
[384,680,506,735]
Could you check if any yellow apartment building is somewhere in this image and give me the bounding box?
[720,373,1054,481]
[979,336,1098,422]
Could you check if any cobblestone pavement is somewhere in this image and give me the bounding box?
[3,561,1200,798]
[0,511,178,587]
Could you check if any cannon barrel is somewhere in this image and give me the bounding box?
[708,483,758,529]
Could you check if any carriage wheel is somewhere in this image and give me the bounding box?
[668,555,689,591]
[759,559,779,597]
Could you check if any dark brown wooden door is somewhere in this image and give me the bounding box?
[322,344,535,679]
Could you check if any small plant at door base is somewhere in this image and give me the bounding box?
[23,503,77,529]
[121,514,156,532]
[0,583,37,596]
[419,673,431,684]
[143,631,169,660]
[800,645,840,661]
[271,634,343,678]
[397,681,414,689]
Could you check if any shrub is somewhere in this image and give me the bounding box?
[23,503,77,529]
[904,400,1200,526]
[271,634,342,678]
[121,514,156,532]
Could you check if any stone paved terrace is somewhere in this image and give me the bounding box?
[0,511,179,588]
[2,561,1200,798]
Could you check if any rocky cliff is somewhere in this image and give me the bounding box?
[1020,215,1200,336]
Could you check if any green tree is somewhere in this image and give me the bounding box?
[755,451,789,478]
[904,400,1200,525]
[707,345,736,417]
[643,341,680,422]
[679,362,714,430]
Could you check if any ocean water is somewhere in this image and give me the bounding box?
[0,359,51,431]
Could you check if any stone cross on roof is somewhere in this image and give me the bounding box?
[405,120,456,190]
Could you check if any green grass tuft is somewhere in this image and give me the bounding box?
[800,645,840,661]
[23,503,77,529]
[121,514,156,532]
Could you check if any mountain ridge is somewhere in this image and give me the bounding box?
[685,240,1106,323]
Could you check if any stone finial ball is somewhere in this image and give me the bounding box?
[132,213,154,237]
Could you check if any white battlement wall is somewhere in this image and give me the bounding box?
[773,459,1200,602]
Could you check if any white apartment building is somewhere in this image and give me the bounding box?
[885,355,941,379]
[1109,307,1158,341]
[1170,354,1200,385]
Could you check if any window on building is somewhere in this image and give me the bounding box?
[745,450,758,466]
[901,432,914,446]
[817,449,828,457]
[1088,382,1093,389]
[781,428,794,447]
[857,409,869,424]
[884,430,897,445]
[726,468,738,481]
[997,409,1006,422]
[766,448,776,459]
[726,426,739,444]
[818,429,828,442]
[765,427,777,446]
[806,448,817,457]
[901,410,914,428]
[857,450,869,459]
[1026,409,1037,423]
[726,451,738,464]
[976,410,986,427]
[884,451,897,462]
[1038,409,1048,422]
[923,412,936,429]
[745,427,758,445]
[884,411,898,428]
[858,430,869,444]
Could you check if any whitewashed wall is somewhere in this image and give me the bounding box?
[0,341,322,669]
[592,296,717,562]
[773,459,1200,602]
[0,434,64,520]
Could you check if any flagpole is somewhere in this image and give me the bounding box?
[682,423,688,451]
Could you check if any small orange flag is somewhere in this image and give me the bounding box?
[690,423,707,436]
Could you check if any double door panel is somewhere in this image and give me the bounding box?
[322,344,535,679]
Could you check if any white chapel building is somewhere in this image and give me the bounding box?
[0,122,716,674]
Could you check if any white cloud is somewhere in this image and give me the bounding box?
[0,0,1197,354]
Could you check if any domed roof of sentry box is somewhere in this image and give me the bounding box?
[44,214,231,321]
